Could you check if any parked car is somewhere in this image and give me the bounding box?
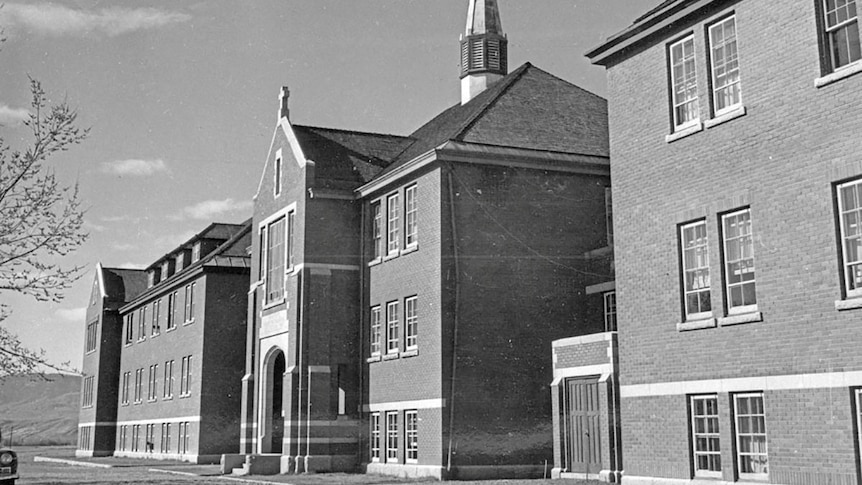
[0,448,17,484]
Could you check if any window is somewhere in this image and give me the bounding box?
[164,360,174,398]
[122,372,130,405]
[386,411,399,463]
[274,156,282,196]
[288,211,296,269]
[690,395,721,477]
[265,218,286,303]
[178,422,190,454]
[167,292,177,330]
[669,35,699,130]
[161,423,172,453]
[370,306,382,356]
[134,368,143,403]
[604,291,617,332]
[405,185,418,247]
[822,0,861,71]
[370,413,381,462]
[148,364,158,401]
[119,425,128,451]
[79,426,91,450]
[82,376,94,408]
[838,179,862,297]
[184,283,196,322]
[132,424,141,452]
[680,220,711,319]
[708,16,741,115]
[192,242,201,263]
[372,202,382,260]
[175,253,184,272]
[146,424,155,452]
[386,301,399,354]
[138,307,147,341]
[734,393,768,477]
[405,410,418,463]
[151,299,160,336]
[86,321,98,353]
[387,193,400,255]
[405,297,418,350]
[605,187,613,246]
[722,209,756,312]
[180,355,192,396]
[125,314,133,344]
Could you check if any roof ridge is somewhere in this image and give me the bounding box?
[525,63,607,103]
[293,124,411,140]
[452,62,533,141]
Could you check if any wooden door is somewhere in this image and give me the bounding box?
[567,378,602,473]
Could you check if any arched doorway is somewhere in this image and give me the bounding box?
[261,348,285,454]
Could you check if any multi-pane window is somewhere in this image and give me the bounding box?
[405,185,418,247]
[121,372,130,405]
[838,179,862,297]
[265,218,286,303]
[86,321,98,353]
[372,202,382,260]
[161,423,172,453]
[274,156,282,196]
[138,307,147,341]
[132,424,141,452]
[167,292,177,330]
[370,413,381,462]
[192,242,201,263]
[178,422,190,454]
[734,393,768,477]
[405,296,418,350]
[669,35,699,130]
[119,425,128,451]
[387,194,400,255]
[288,211,296,269]
[681,220,711,319]
[184,283,196,322]
[386,301,400,354]
[82,376,94,408]
[146,424,155,452]
[180,355,192,396]
[148,364,158,401]
[151,299,160,335]
[164,360,174,398]
[386,411,399,463]
[125,314,133,344]
[604,291,617,332]
[370,306,382,356]
[134,368,143,403]
[405,410,418,463]
[708,16,741,114]
[723,209,756,312]
[823,0,861,71]
[691,395,721,477]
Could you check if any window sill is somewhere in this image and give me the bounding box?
[382,352,399,361]
[85,349,96,355]
[835,298,862,311]
[368,258,382,268]
[151,333,160,338]
[665,121,703,143]
[677,317,717,331]
[815,61,862,88]
[401,348,418,358]
[262,299,286,311]
[125,342,133,347]
[704,105,746,129]
[147,399,157,403]
[166,327,177,333]
[718,311,762,326]
[383,252,400,262]
[366,355,381,363]
[183,319,195,326]
[400,245,418,256]
[163,396,173,401]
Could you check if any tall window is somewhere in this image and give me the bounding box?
[387,193,400,255]
[121,372,130,405]
[148,364,158,401]
[146,424,155,452]
[838,179,862,297]
[265,218,286,303]
[370,413,381,462]
[734,393,768,477]
[604,291,617,332]
[822,0,861,71]
[151,299,160,335]
[708,16,741,114]
[370,306,382,356]
[138,307,147,341]
[125,314,133,344]
[132,424,140,452]
[287,211,296,269]
[82,376,94,408]
[386,411,399,463]
[192,242,201,263]
[386,301,399,354]
[180,355,192,396]
[405,296,418,350]
[405,410,418,463]
[405,185,418,247]
[680,220,711,319]
[178,422,190,454]
[669,35,699,130]
[164,360,174,398]
[372,202,382,260]
[167,292,177,330]
[274,156,282,196]
[86,321,98,353]
[691,395,721,477]
[722,209,756,312]
[161,423,172,453]
[134,368,143,403]
[184,283,196,322]
[119,426,128,451]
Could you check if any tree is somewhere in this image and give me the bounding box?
[0,67,90,376]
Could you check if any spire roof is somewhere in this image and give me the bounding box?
[465,0,504,36]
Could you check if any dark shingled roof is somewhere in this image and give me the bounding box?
[380,62,608,176]
[632,0,687,23]
[101,267,148,303]
[292,125,413,186]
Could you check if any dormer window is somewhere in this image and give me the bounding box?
[192,242,201,263]
[175,253,184,272]
[161,261,171,280]
[148,269,161,287]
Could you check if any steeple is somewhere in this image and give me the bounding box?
[460,0,508,105]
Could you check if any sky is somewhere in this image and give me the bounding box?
[0,0,658,371]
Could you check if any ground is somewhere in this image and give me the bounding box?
[12,447,597,485]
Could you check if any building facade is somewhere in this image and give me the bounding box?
[587,0,862,483]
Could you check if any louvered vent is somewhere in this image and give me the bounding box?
[460,34,508,78]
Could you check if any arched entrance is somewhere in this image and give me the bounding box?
[261,348,285,454]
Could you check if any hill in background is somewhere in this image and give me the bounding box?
[0,374,80,446]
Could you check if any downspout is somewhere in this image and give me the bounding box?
[445,165,462,474]
[358,201,367,462]
[295,269,304,471]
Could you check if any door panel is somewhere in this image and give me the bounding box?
[567,378,601,473]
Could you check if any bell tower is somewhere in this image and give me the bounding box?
[460,0,508,105]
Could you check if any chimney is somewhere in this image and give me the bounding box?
[278,86,290,121]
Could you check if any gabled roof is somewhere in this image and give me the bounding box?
[146,222,246,271]
[292,125,413,186]
[100,267,148,303]
[380,62,608,176]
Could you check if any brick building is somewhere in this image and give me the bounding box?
[229,0,612,478]
[77,221,251,463]
[585,0,862,483]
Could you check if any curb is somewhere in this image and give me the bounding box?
[33,456,113,468]
[150,468,293,484]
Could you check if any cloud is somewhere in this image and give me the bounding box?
[0,104,30,126]
[83,220,106,232]
[0,3,191,37]
[101,159,168,176]
[111,243,136,251]
[100,215,136,223]
[180,198,253,221]
[55,306,86,323]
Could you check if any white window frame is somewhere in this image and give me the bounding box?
[370,306,382,356]
[669,34,700,131]
[604,291,617,332]
[164,360,174,399]
[838,179,862,298]
[708,15,742,116]
[405,185,418,248]
[680,220,712,320]
[690,395,721,478]
[138,307,147,341]
[386,411,399,463]
[121,371,130,405]
[370,412,381,462]
[86,321,98,353]
[371,201,383,261]
[125,314,134,345]
[386,301,400,354]
[387,193,400,255]
[405,296,418,350]
[151,299,160,335]
[733,392,768,479]
[265,217,286,304]
[722,209,757,314]
[274,153,283,197]
[405,410,418,463]
[822,0,862,72]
